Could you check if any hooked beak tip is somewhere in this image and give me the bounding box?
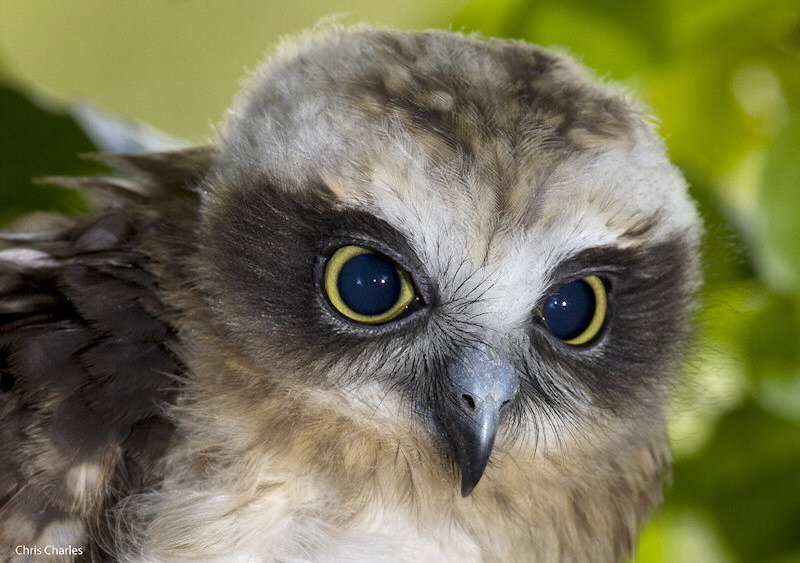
[461,481,476,498]
[454,412,497,497]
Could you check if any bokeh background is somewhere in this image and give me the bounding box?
[1,1,798,561]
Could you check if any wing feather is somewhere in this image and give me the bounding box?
[0,147,211,561]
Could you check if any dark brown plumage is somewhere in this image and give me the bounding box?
[0,150,210,561]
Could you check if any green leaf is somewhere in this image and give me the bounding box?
[0,83,106,226]
[686,173,753,291]
[636,507,736,563]
[518,4,656,80]
[744,293,800,385]
[452,0,669,79]
[757,104,800,293]
[670,402,800,562]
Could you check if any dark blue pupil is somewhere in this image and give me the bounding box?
[542,279,596,341]
[337,253,401,316]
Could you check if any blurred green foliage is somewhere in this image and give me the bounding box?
[0,83,99,224]
[449,0,800,561]
[1,1,799,561]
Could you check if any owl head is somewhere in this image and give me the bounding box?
[137,26,701,560]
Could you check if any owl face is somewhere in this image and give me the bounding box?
[193,28,700,497]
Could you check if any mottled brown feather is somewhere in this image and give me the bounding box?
[0,148,210,562]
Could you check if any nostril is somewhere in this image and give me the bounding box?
[500,399,510,411]
[460,394,476,412]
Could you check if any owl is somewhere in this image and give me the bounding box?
[0,26,701,562]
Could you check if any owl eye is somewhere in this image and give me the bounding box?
[540,275,607,346]
[323,245,416,324]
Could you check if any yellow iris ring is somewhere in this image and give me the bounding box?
[324,245,415,325]
[562,275,607,346]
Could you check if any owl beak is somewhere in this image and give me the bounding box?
[441,344,519,497]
